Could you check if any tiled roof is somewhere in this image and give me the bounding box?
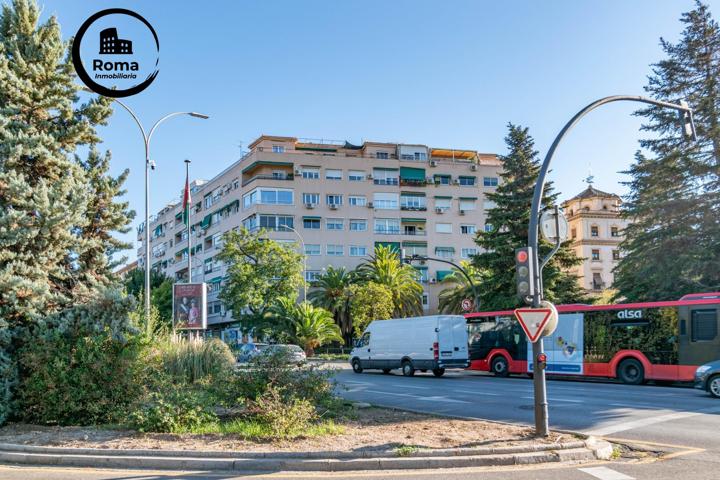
[567,185,620,201]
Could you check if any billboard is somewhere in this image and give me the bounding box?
[528,313,584,375]
[173,283,207,330]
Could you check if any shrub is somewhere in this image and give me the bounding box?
[159,336,236,384]
[128,383,218,433]
[253,386,317,440]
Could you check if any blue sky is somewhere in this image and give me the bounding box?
[35,0,718,261]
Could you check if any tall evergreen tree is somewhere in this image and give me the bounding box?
[0,0,124,423]
[615,1,720,301]
[471,124,587,311]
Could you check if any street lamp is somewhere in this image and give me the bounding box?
[82,88,209,319]
[527,95,696,438]
[278,225,308,301]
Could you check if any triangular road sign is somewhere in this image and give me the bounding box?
[514,308,553,343]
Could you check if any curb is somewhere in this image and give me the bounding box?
[0,438,613,472]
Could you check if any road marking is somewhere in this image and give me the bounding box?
[586,405,720,436]
[521,395,583,403]
[609,402,661,409]
[578,466,634,480]
[399,384,431,390]
[363,390,469,403]
[455,389,500,396]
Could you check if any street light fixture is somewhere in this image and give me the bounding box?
[80,87,209,320]
[278,225,309,301]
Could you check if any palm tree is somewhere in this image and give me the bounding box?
[355,245,423,317]
[290,302,343,356]
[438,262,484,314]
[307,266,354,345]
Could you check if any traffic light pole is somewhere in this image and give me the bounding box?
[527,95,695,437]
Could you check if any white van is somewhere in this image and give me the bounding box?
[349,315,469,377]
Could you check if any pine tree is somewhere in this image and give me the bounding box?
[471,124,588,311]
[0,0,115,423]
[615,1,720,301]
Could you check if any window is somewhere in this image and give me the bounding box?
[327,244,343,256]
[374,218,400,234]
[415,268,429,283]
[301,167,320,179]
[461,224,476,235]
[401,194,426,210]
[483,177,499,187]
[404,244,427,257]
[302,193,319,205]
[612,250,620,260]
[435,246,454,258]
[305,244,321,256]
[259,214,293,231]
[691,309,718,342]
[208,281,221,293]
[204,258,213,273]
[350,245,367,257]
[611,226,620,237]
[591,249,600,261]
[349,195,367,206]
[207,301,223,316]
[373,168,399,185]
[436,223,452,234]
[571,228,577,239]
[434,197,452,210]
[326,169,342,180]
[272,145,285,153]
[484,224,493,232]
[591,226,599,237]
[242,214,257,230]
[326,194,343,206]
[414,152,427,161]
[243,188,292,206]
[348,170,365,181]
[303,218,320,229]
[592,272,604,290]
[459,198,477,211]
[461,247,478,259]
[422,292,429,309]
[376,151,389,159]
[212,232,223,248]
[305,270,321,282]
[373,192,399,210]
[350,219,367,231]
[458,176,476,186]
[434,174,451,185]
[326,218,343,230]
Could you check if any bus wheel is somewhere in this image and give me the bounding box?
[432,368,445,377]
[352,359,363,374]
[617,358,644,385]
[402,360,415,377]
[491,356,509,377]
[708,375,720,398]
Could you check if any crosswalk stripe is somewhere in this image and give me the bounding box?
[578,466,635,480]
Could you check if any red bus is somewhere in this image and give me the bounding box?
[464,293,720,384]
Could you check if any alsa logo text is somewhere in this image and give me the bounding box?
[617,309,643,320]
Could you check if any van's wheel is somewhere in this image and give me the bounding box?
[617,358,644,385]
[351,359,363,374]
[491,356,509,377]
[432,368,445,377]
[382,368,391,374]
[420,369,428,373]
[708,375,720,398]
[401,360,415,377]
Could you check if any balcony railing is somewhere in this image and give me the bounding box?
[402,230,427,236]
[400,205,427,211]
[373,178,399,186]
[400,179,428,187]
[374,228,401,235]
[242,173,294,187]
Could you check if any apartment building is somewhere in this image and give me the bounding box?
[138,135,502,335]
[562,184,631,294]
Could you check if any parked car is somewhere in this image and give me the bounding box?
[236,342,266,363]
[350,315,469,377]
[258,344,307,365]
[695,359,720,398]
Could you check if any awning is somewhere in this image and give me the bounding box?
[459,176,477,180]
[401,218,426,223]
[434,195,452,199]
[435,246,455,252]
[154,225,163,236]
[200,214,212,229]
[436,270,453,281]
[175,212,183,221]
[302,216,321,220]
[208,276,223,283]
[459,196,478,200]
[204,257,213,264]
[413,265,428,270]
[176,247,188,256]
[401,191,426,197]
[373,167,399,172]
[402,241,427,246]
[400,166,426,181]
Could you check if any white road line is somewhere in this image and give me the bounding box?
[362,390,470,404]
[521,396,583,403]
[609,402,661,409]
[578,466,634,480]
[455,389,500,396]
[364,390,413,397]
[585,405,720,436]
[399,385,431,390]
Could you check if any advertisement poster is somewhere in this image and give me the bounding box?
[528,313,584,374]
[173,283,207,330]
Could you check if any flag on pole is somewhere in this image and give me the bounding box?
[182,169,191,227]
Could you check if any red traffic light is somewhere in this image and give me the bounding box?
[537,353,547,363]
[516,250,529,263]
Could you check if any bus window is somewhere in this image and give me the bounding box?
[691,309,718,342]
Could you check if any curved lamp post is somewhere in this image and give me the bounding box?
[278,225,308,301]
[527,95,696,437]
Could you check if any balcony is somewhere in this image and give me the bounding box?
[400,204,427,211]
[373,178,399,186]
[242,173,294,187]
[402,228,426,236]
[374,228,401,235]
[400,178,428,187]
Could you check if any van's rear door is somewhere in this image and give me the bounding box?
[436,316,455,360]
[450,316,469,362]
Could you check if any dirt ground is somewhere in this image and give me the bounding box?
[0,408,576,453]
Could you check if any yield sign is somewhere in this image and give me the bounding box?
[514,308,554,343]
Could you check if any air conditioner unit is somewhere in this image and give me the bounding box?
[305,203,315,209]
[295,168,302,175]
[470,164,478,171]
[430,278,437,284]
[435,207,444,214]
[453,179,460,185]
[367,173,374,180]
[329,204,338,210]
[460,210,466,215]
[430,160,438,167]
[426,177,434,183]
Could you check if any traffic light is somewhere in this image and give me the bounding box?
[536,352,547,370]
[515,246,535,303]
